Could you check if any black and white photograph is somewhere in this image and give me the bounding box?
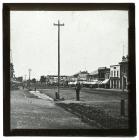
[3,3,136,136]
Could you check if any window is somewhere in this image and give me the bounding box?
[117,71,119,77]
[114,71,116,77]
[111,71,113,77]
[123,67,125,73]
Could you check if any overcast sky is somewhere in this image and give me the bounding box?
[10,10,128,80]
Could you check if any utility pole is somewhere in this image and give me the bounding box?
[121,44,125,117]
[28,69,32,90]
[123,44,125,57]
[121,72,125,116]
[53,20,64,98]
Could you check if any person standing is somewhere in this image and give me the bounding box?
[22,83,25,89]
[75,82,81,101]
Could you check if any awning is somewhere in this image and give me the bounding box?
[84,81,92,85]
[102,79,110,84]
[90,81,98,85]
[68,81,77,85]
[97,81,103,85]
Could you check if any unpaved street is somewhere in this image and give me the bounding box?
[11,89,98,129]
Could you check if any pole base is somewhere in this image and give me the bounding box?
[121,99,125,117]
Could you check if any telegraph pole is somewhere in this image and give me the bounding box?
[123,44,125,57]
[53,20,64,97]
[121,72,125,117]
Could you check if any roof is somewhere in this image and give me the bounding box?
[119,61,128,65]
[90,70,98,75]
[73,71,89,77]
[97,81,103,84]
[110,64,120,67]
[80,71,89,74]
[47,75,68,77]
[98,67,107,70]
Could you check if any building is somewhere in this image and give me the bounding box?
[88,67,110,82]
[15,76,23,82]
[110,65,120,89]
[87,67,110,88]
[47,75,69,85]
[68,76,78,82]
[98,67,110,81]
[73,71,89,81]
[87,70,98,81]
[98,67,110,88]
[119,55,128,90]
[105,70,110,79]
[78,71,89,81]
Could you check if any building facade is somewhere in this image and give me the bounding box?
[98,67,110,81]
[87,70,98,81]
[110,65,120,89]
[87,67,110,82]
[47,75,69,85]
[68,76,78,82]
[119,56,128,90]
[73,71,89,81]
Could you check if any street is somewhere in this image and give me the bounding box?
[40,87,128,102]
[11,87,128,129]
[40,88,128,121]
[11,89,95,129]
[7,8,134,136]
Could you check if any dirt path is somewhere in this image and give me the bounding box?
[10,89,98,129]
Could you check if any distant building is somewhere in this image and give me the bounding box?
[98,67,110,88]
[47,75,69,85]
[98,67,110,81]
[15,77,23,82]
[68,76,78,82]
[105,70,110,79]
[110,65,120,89]
[88,67,110,82]
[87,67,110,88]
[119,55,128,90]
[87,70,98,81]
[73,71,89,81]
[78,71,89,81]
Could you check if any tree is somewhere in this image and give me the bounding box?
[31,78,36,83]
[10,63,15,79]
[16,76,23,82]
[40,76,46,84]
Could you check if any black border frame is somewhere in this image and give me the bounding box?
[3,3,136,136]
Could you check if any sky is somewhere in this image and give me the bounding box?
[10,10,128,80]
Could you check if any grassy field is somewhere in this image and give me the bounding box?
[57,102,128,129]
[39,88,128,129]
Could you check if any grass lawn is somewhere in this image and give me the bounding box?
[39,88,128,129]
[57,102,128,129]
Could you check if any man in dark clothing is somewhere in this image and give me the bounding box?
[75,82,81,101]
